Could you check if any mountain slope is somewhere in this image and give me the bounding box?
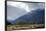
[16,9,44,24]
[7,9,44,25]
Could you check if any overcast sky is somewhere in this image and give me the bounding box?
[7,1,44,21]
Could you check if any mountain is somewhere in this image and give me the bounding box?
[16,9,45,24]
[7,9,44,25]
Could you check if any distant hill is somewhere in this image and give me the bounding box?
[16,9,45,24]
[7,9,45,25]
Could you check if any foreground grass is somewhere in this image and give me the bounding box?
[7,24,45,30]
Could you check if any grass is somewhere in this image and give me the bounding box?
[7,24,45,30]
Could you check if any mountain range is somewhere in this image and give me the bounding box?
[6,9,45,25]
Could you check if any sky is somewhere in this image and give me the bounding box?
[7,1,44,22]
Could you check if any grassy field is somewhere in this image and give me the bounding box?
[7,24,45,30]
